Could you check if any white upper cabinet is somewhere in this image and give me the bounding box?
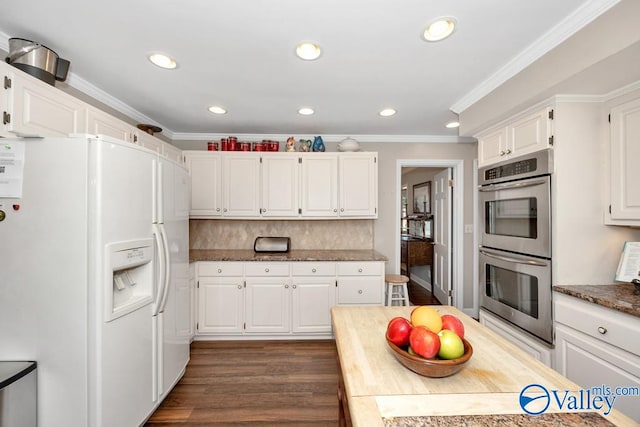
[183,151,222,217]
[300,154,339,217]
[477,107,553,166]
[261,153,300,217]
[1,62,85,137]
[339,152,378,217]
[223,153,261,217]
[86,107,133,142]
[607,97,640,224]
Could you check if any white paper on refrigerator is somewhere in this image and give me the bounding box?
[0,140,26,198]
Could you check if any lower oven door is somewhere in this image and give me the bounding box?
[479,247,552,344]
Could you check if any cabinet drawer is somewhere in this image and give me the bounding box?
[197,262,244,276]
[337,278,382,304]
[554,293,640,355]
[337,262,383,276]
[245,262,290,276]
[291,262,336,276]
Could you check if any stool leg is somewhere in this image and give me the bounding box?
[401,283,410,306]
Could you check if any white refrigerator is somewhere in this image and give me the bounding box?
[0,135,191,426]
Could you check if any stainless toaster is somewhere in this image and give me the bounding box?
[253,237,291,253]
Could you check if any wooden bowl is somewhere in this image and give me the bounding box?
[386,337,473,378]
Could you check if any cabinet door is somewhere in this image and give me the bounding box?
[339,153,377,217]
[508,108,552,157]
[291,277,336,333]
[555,324,640,422]
[609,98,640,222]
[184,152,222,217]
[86,107,132,142]
[223,153,261,217]
[300,154,338,217]
[198,278,244,334]
[135,131,163,154]
[9,72,85,137]
[261,153,300,217]
[245,278,290,333]
[477,127,508,166]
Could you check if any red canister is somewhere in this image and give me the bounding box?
[228,139,237,151]
[207,141,218,151]
[221,138,229,151]
[268,141,279,152]
[253,142,266,151]
[239,142,251,151]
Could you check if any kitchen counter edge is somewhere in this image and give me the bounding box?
[190,249,387,263]
[553,283,640,318]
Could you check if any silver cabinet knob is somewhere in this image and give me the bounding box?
[216,208,221,212]
[333,209,338,213]
[505,148,512,154]
[598,326,607,335]
[500,150,505,156]
[312,268,317,273]
[237,284,242,289]
[340,208,344,212]
[358,268,363,273]
[218,268,222,273]
[358,290,363,294]
[223,208,228,212]
[284,284,289,289]
[292,284,297,289]
[265,268,270,273]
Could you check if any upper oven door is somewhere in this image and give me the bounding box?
[479,175,551,259]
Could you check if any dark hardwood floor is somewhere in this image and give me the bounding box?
[146,340,340,426]
[146,284,439,426]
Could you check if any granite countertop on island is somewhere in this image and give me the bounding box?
[189,249,387,263]
[331,305,636,427]
[553,284,640,318]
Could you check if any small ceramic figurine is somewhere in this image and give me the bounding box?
[312,136,325,152]
[298,139,311,152]
[286,136,296,152]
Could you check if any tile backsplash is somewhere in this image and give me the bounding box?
[190,219,374,250]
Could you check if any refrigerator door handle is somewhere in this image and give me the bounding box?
[152,224,166,316]
[158,224,171,313]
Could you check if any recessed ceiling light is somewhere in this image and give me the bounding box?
[422,17,457,42]
[295,42,322,61]
[298,107,315,115]
[379,108,397,117]
[208,105,227,115]
[148,53,177,69]
[446,121,460,128]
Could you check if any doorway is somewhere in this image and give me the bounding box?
[396,159,464,308]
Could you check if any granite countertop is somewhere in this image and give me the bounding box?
[553,283,640,318]
[332,306,635,427]
[190,249,387,263]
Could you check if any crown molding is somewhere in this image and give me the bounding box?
[450,0,621,114]
[170,133,476,144]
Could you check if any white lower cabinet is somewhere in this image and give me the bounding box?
[479,309,553,367]
[554,292,640,423]
[195,260,383,338]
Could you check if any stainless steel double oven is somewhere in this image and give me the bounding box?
[478,149,553,344]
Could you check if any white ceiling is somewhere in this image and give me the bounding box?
[0,0,620,141]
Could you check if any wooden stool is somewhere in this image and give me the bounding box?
[385,274,410,306]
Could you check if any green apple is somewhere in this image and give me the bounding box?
[437,329,464,360]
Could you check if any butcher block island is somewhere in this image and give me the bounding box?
[331,306,636,426]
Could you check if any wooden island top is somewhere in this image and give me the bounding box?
[331,305,636,426]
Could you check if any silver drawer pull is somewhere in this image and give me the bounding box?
[218,268,222,273]
[358,268,363,273]
[237,285,242,289]
[312,268,317,273]
[597,326,607,335]
[292,284,297,289]
[284,284,289,289]
[358,290,363,294]
[265,268,270,273]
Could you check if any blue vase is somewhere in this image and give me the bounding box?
[312,136,325,152]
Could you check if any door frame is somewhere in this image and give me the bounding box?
[395,159,464,310]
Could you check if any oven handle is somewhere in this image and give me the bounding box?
[479,248,549,267]
[478,178,548,192]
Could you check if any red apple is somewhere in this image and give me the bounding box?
[386,317,412,347]
[409,326,440,359]
[441,314,465,339]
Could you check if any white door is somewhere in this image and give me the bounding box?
[300,154,338,217]
[339,153,377,217]
[223,154,261,217]
[245,278,291,333]
[261,153,300,217]
[432,168,452,305]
